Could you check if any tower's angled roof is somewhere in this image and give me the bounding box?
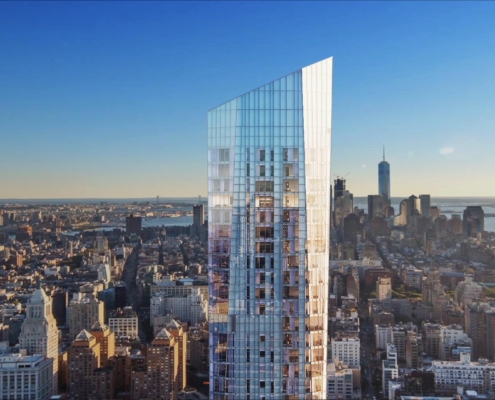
[90,320,108,332]
[166,319,182,331]
[155,328,174,341]
[29,288,50,304]
[74,329,94,342]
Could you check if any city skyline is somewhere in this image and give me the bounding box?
[1,2,495,198]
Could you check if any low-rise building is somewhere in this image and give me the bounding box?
[330,337,360,369]
[108,306,139,339]
[432,352,495,395]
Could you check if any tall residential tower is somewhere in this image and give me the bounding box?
[378,146,391,206]
[208,57,333,399]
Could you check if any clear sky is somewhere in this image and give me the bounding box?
[1,2,494,199]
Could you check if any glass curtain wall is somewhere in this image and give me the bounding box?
[208,57,333,400]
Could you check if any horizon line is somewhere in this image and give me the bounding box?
[1,195,495,201]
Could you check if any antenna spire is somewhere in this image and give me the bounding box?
[383,144,385,162]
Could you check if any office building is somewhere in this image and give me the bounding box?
[114,282,127,309]
[91,366,115,400]
[465,302,491,361]
[334,179,354,228]
[19,287,59,394]
[406,331,422,369]
[108,306,139,340]
[401,371,435,397]
[368,194,385,221]
[382,344,398,398]
[455,276,483,307]
[0,354,53,400]
[151,288,207,326]
[463,206,485,236]
[376,324,393,350]
[343,214,362,244]
[423,322,441,359]
[208,57,333,398]
[419,194,431,217]
[68,291,105,340]
[392,326,407,362]
[430,206,440,219]
[326,358,357,400]
[330,337,360,369]
[407,195,419,216]
[439,324,470,360]
[432,352,495,395]
[125,214,142,236]
[52,289,69,327]
[376,277,392,301]
[378,146,390,206]
[191,204,206,239]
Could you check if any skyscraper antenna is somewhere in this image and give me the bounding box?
[383,144,385,162]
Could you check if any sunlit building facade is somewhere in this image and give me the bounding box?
[208,57,333,399]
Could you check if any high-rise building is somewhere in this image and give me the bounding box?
[375,324,393,350]
[342,214,362,244]
[125,214,142,236]
[367,195,385,221]
[68,330,101,399]
[68,291,105,340]
[0,354,53,400]
[376,277,392,301]
[423,323,441,359]
[406,331,422,369]
[208,57,333,398]
[88,321,115,366]
[382,344,398,397]
[378,146,390,206]
[465,302,491,361]
[131,328,179,400]
[192,204,204,229]
[407,195,419,216]
[19,287,59,394]
[52,289,69,327]
[165,319,188,391]
[463,206,485,236]
[419,194,431,217]
[191,204,206,240]
[330,337,360,368]
[333,178,353,228]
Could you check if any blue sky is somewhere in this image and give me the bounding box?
[1,2,494,198]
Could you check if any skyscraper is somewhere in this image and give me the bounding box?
[208,57,333,399]
[19,287,59,395]
[463,206,485,236]
[419,195,431,217]
[333,178,353,228]
[378,146,390,206]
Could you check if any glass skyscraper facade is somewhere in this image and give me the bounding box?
[208,57,332,399]
[378,148,391,206]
